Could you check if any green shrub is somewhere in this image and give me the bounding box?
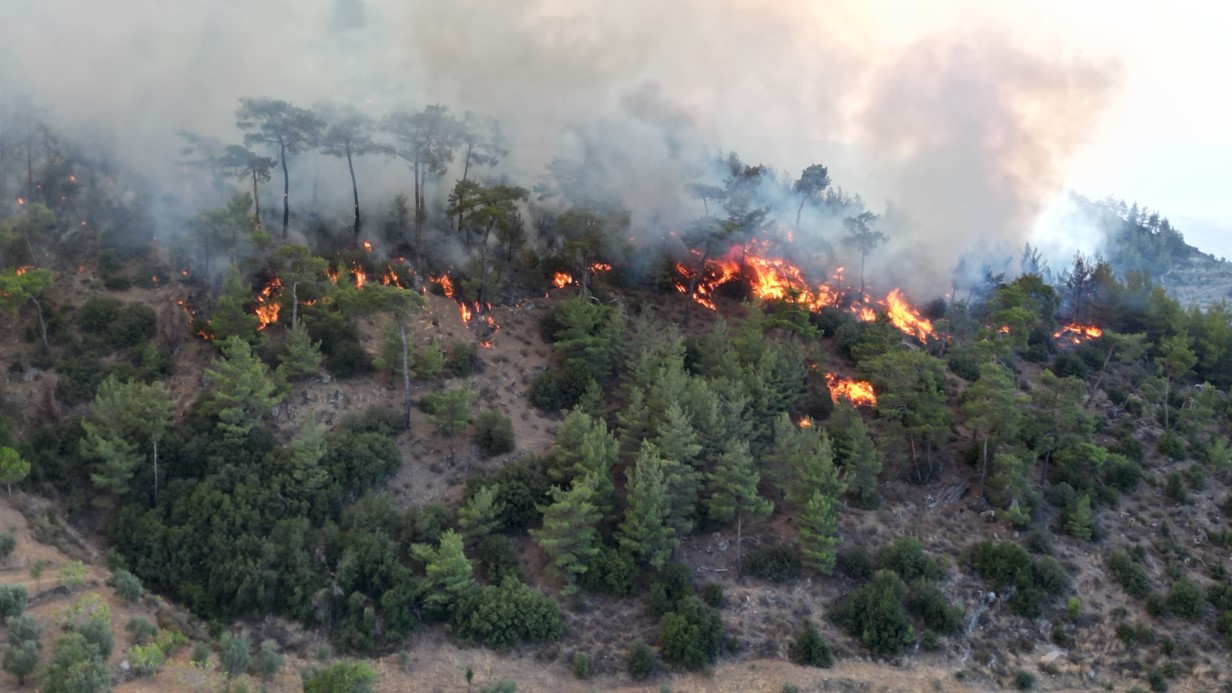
[464,460,549,531]
[475,535,523,585]
[906,581,962,635]
[110,569,144,603]
[701,583,725,608]
[1008,588,1043,618]
[127,642,166,676]
[743,545,800,583]
[967,540,1032,590]
[474,410,516,457]
[1164,472,1188,503]
[446,342,478,377]
[1166,578,1205,620]
[250,639,284,681]
[479,680,517,693]
[0,584,26,619]
[646,563,695,617]
[1145,592,1170,618]
[571,651,591,679]
[840,570,914,656]
[1158,431,1186,461]
[0,533,15,561]
[1147,668,1168,692]
[1013,669,1036,690]
[125,617,158,644]
[626,639,657,680]
[579,545,637,597]
[789,619,833,667]
[336,405,404,435]
[836,545,874,582]
[877,538,938,582]
[302,661,378,693]
[1214,611,1232,646]
[452,579,564,648]
[1106,549,1151,597]
[1033,556,1070,597]
[658,596,724,670]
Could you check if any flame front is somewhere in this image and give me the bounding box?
[351,264,367,289]
[459,302,472,323]
[254,277,283,330]
[431,274,455,298]
[884,289,936,342]
[552,272,573,288]
[1054,323,1102,345]
[381,266,402,288]
[588,262,612,273]
[825,373,877,407]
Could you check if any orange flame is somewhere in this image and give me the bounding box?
[459,302,472,323]
[552,272,573,288]
[998,325,1011,335]
[798,417,814,428]
[884,289,936,342]
[326,267,339,284]
[381,266,402,287]
[1053,323,1102,345]
[254,277,283,330]
[15,197,23,206]
[855,305,877,322]
[351,264,366,289]
[479,340,494,349]
[825,373,877,407]
[430,274,455,298]
[588,262,613,272]
[14,265,33,276]
[362,241,373,252]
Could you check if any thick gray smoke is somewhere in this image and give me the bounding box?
[0,0,1118,295]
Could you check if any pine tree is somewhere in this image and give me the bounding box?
[618,441,676,569]
[616,386,651,462]
[2,613,40,684]
[786,421,845,511]
[1065,494,1093,541]
[961,360,1025,501]
[458,485,505,542]
[277,322,322,382]
[799,491,839,575]
[80,376,174,502]
[0,447,30,497]
[210,269,261,343]
[205,336,280,443]
[427,387,470,463]
[532,473,603,594]
[829,403,881,507]
[549,410,617,518]
[653,402,702,535]
[412,530,476,616]
[706,439,773,578]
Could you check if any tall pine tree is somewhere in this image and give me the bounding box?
[706,439,773,578]
[532,473,603,594]
[618,441,677,569]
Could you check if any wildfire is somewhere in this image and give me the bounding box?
[381,266,402,287]
[479,340,494,349]
[855,306,877,322]
[825,373,877,407]
[351,264,367,289]
[254,277,283,330]
[16,197,23,206]
[14,265,33,276]
[1054,323,1102,345]
[362,241,373,252]
[588,262,613,272]
[798,417,814,428]
[998,325,1011,335]
[326,267,339,284]
[459,302,472,323]
[431,274,455,298]
[884,290,936,342]
[552,272,574,288]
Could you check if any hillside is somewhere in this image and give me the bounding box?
[1,248,1231,692]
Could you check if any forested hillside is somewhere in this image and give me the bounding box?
[0,98,1230,693]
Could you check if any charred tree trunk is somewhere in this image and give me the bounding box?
[457,144,473,249]
[250,167,262,230]
[28,296,47,349]
[682,241,712,328]
[735,511,744,580]
[795,197,805,229]
[413,162,424,269]
[478,222,494,306]
[347,142,361,242]
[279,138,290,239]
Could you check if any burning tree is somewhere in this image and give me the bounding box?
[792,163,831,229]
[382,105,461,266]
[842,210,884,299]
[235,98,324,239]
[447,182,527,304]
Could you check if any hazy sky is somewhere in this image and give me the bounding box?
[2,0,1228,268]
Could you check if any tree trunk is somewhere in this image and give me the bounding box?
[682,241,712,328]
[413,162,423,268]
[978,435,989,502]
[250,167,262,230]
[478,223,494,306]
[291,282,299,331]
[1163,376,1171,430]
[1086,345,1118,406]
[347,142,360,242]
[795,197,805,229]
[457,143,473,248]
[280,139,290,239]
[859,249,867,299]
[152,436,159,504]
[396,313,412,430]
[28,296,47,348]
[735,511,744,580]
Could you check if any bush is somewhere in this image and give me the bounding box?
[967,540,1032,591]
[743,545,801,583]
[1014,669,1036,690]
[464,460,549,531]
[1106,549,1151,597]
[701,583,725,608]
[0,584,26,619]
[571,651,591,679]
[836,545,874,582]
[0,533,15,561]
[474,410,515,457]
[475,535,523,585]
[1166,578,1205,620]
[658,596,724,670]
[336,405,404,436]
[1033,556,1070,597]
[1146,592,1170,618]
[302,661,378,693]
[1158,431,1186,461]
[452,579,564,648]
[579,546,636,597]
[646,563,695,617]
[125,617,158,644]
[790,619,833,667]
[110,569,144,603]
[446,342,478,377]
[527,367,591,413]
[877,538,938,582]
[1164,472,1188,504]
[1214,611,1232,646]
[906,581,962,635]
[840,570,914,656]
[250,639,284,681]
[626,639,658,680]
